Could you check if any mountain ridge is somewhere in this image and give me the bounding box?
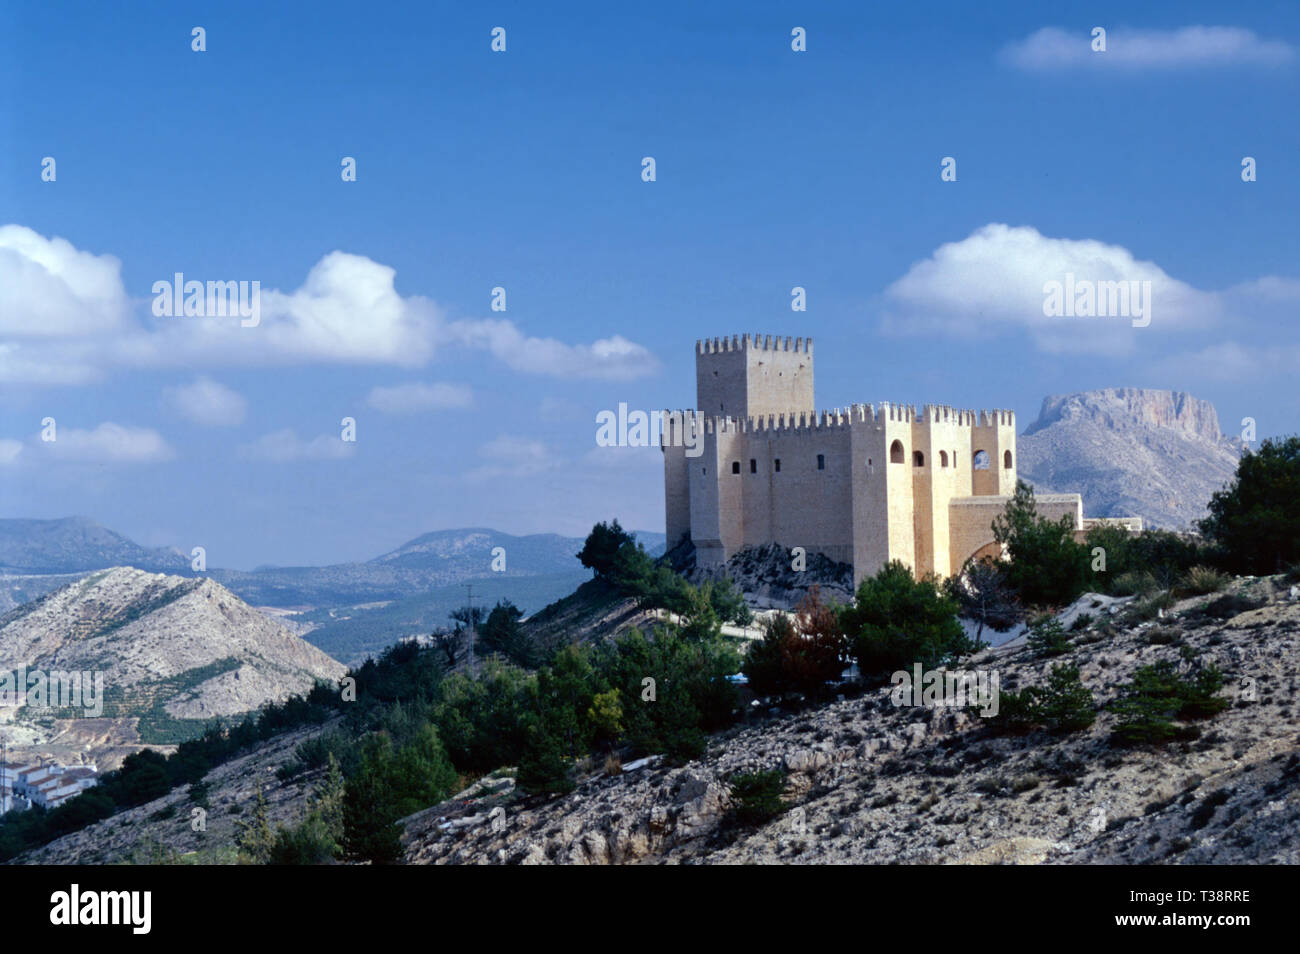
[1018,387,1244,530]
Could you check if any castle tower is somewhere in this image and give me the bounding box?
[695,334,814,420]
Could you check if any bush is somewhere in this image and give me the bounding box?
[743,587,846,697]
[1200,435,1300,575]
[1033,664,1096,733]
[1086,526,1215,594]
[1132,590,1175,621]
[841,561,974,677]
[1110,661,1228,745]
[1181,565,1230,596]
[992,665,1094,735]
[1027,617,1070,657]
[992,480,1089,607]
[1112,571,1157,597]
[727,770,787,826]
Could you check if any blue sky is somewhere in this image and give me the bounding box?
[2,1,1298,568]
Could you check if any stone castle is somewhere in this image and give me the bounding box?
[661,334,1124,585]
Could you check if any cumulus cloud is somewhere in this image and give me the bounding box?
[0,226,659,385]
[1002,26,1295,72]
[442,319,659,380]
[880,224,1221,356]
[0,225,129,337]
[365,381,473,414]
[240,429,355,462]
[37,423,174,463]
[163,376,248,427]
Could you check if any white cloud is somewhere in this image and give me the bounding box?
[442,319,659,380]
[0,225,129,337]
[37,423,174,463]
[880,224,1220,356]
[0,226,659,386]
[365,381,473,414]
[466,435,559,479]
[163,376,248,427]
[0,439,22,466]
[240,429,355,462]
[1152,342,1300,384]
[1002,26,1295,72]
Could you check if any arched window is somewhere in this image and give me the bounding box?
[731,461,740,474]
[890,440,904,464]
[913,451,925,467]
[939,450,949,468]
[973,450,990,470]
[1003,450,1013,469]
[816,453,826,470]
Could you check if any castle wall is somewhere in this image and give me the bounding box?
[665,334,1062,587]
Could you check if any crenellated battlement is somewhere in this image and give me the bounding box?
[672,401,1014,437]
[697,333,812,355]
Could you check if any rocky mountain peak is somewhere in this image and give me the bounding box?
[1018,388,1243,531]
[1024,388,1227,444]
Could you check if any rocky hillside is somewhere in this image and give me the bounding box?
[682,541,854,610]
[404,575,1300,865]
[13,720,339,865]
[0,567,345,724]
[1018,388,1244,530]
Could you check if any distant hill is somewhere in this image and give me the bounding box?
[1018,388,1244,531]
[0,519,665,662]
[0,519,665,610]
[0,567,345,759]
[0,516,189,574]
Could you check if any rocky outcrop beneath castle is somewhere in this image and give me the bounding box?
[1019,388,1244,530]
[673,539,854,610]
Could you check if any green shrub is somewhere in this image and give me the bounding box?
[1133,590,1174,621]
[1199,436,1300,575]
[841,561,974,676]
[727,770,787,826]
[1110,661,1228,746]
[1112,571,1157,597]
[1033,664,1096,733]
[992,480,1089,607]
[1181,565,1230,596]
[991,665,1094,735]
[1027,617,1070,657]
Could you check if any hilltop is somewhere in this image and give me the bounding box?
[1018,388,1244,530]
[0,567,345,764]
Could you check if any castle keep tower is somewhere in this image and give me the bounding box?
[663,334,1085,584]
[695,334,814,420]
